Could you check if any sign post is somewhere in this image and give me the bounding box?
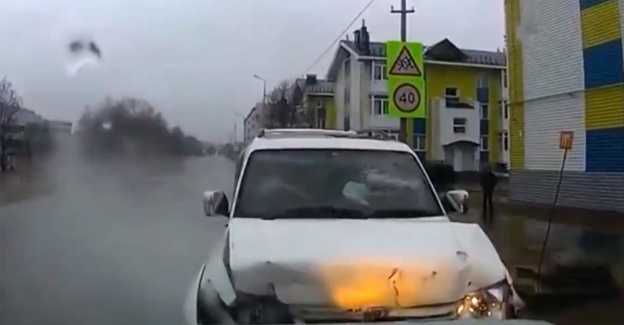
[537,130,574,285]
[386,41,426,120]
[559,131,573,150]
[390,0,415,143]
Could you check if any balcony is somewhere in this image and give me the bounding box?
[370,62,388,94]
[368,95,399,129]
[369,114,399,129]
[370,79,387,94]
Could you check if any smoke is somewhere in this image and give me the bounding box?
[65,53,101,76]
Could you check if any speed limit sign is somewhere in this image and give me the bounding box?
[393,83,421,113]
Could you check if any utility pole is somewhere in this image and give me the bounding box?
[391,0,415,143]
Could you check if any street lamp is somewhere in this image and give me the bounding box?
[253,74,267,107]
[253,74,268,129]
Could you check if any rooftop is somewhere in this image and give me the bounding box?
[327,28,507,81]
[295,78,334,95]
[342,39,506,66]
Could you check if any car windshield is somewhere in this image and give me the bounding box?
[234,149,443,219]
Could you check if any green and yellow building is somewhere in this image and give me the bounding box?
[322,23,509,171]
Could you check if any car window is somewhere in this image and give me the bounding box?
[233,149,443,219]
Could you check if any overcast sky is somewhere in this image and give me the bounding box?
[0,0,504,142]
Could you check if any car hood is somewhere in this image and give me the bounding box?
[228,218,509,308]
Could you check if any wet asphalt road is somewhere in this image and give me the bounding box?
[1,139,235,325]
[2,139,623,325]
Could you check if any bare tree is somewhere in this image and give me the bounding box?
[0,77,23,170]
[77,97,203,158]
[264,80,306,128]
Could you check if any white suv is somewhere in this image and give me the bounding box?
[185,129,522,324]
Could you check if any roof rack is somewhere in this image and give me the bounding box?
[257,128,396,141]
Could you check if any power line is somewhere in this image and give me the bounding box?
[303,0,377,73]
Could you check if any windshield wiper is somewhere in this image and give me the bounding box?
[262,206,367,220]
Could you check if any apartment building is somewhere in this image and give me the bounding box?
[243,103,264,142]
[293,75,336,129]
[505,0,624,212]
[325,22,508,170]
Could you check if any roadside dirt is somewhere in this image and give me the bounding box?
[0,160,51,206]
[455,191,624,325]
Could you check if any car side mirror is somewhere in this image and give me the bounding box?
[441,189,469,215]
[203,191,229,217]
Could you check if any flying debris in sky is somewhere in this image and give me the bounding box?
[68,39,102,58]
[66,39,102,75]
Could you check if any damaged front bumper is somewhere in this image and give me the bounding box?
[185,220,523,324]
[186,266,519,324]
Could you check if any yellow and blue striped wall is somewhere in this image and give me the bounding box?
[580,0,624,172]
[507,0,624,212]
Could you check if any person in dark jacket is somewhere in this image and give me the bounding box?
[480,164,498,226]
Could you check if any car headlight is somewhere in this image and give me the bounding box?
[456,283,510,320]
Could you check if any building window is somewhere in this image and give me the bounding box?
[503,132,509,151]
[480,135,489,151]
[315,102,326,129]
[502,69,508,88]
[445,87,458,97]
[372,62,387,81]
[344,58,350,76]
[413,135,426,151]
[445,87,459,106]
[480,104,489,119]
[317,118,326,129]
[344,86,350,104]
[371,95,389,115]
[453,118,467,133]
[497,132,509,152]
[503,101,509,120]
[343,116,350,131]
[477,73,488,88]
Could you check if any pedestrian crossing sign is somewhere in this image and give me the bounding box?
[389,46,422,76]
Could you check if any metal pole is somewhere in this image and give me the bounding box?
[254,74,268,128]
[262,81,267,107]
[391,0,414,143]
[537,148,568,285]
